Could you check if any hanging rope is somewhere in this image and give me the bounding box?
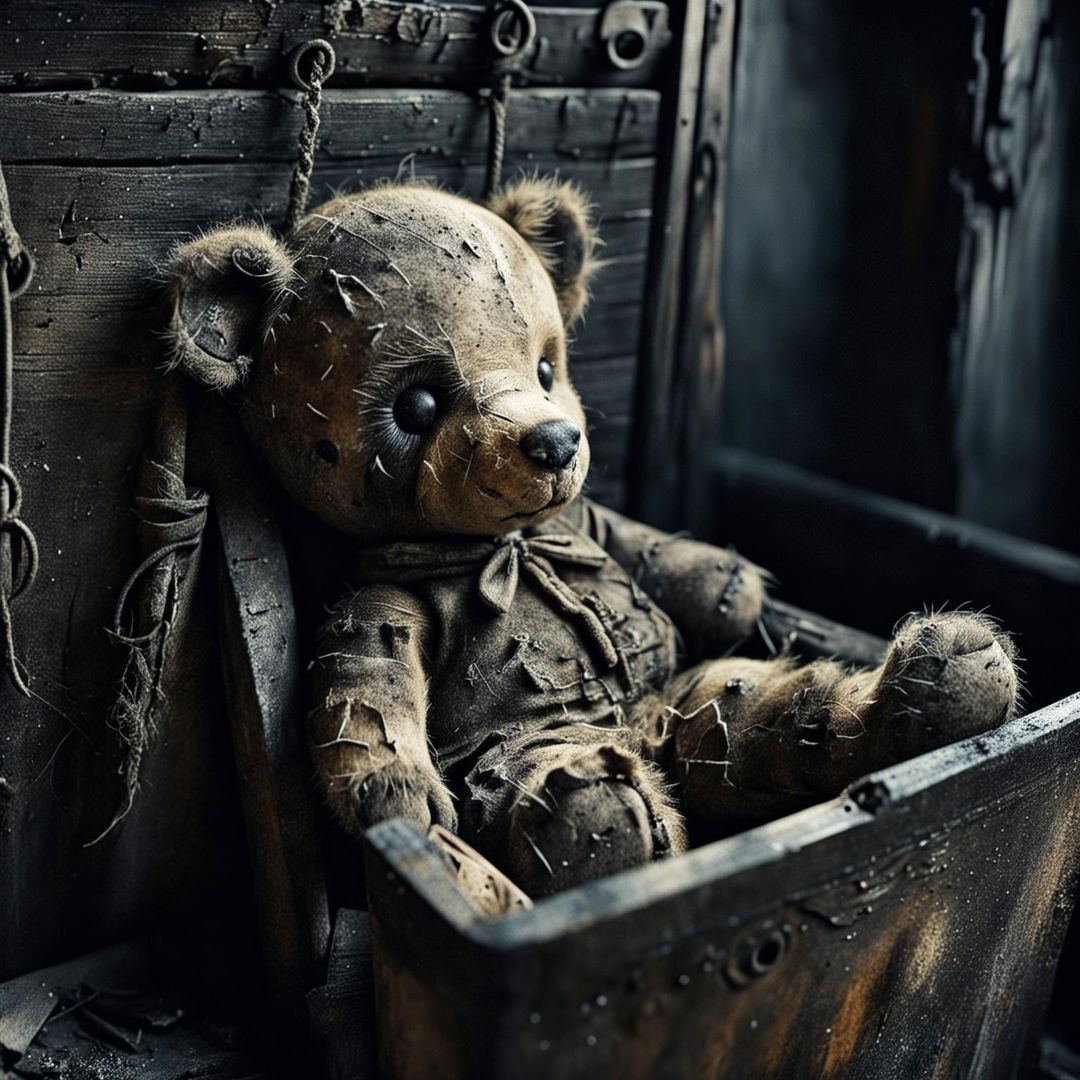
[0,159,39,697]
[284,39,337,234]
[484,73,512,200]
[483,1,534,199]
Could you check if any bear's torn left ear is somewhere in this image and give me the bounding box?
[165,224,296,391]
[488,177,600,325]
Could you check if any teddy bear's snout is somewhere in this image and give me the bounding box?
[519,419,581,473]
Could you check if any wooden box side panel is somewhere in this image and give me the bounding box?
[367,695,1080,1079]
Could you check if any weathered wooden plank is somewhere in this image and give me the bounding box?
[0,362,252,981]
[950,0,1080,551]
[0,2,672,91]
[366,691,1080,1078]
[630,0,709,527]
[0,88,661,165]
[669,0,736,534]
[206,400,330,1071]
[307,908,379,1080]
[761,598,888,669]
[5,160,654,367]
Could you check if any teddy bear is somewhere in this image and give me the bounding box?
[164,177,1019,898]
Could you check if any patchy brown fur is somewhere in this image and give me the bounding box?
[164,180,1020,901]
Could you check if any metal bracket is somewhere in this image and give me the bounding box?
[488,0,538,62]
[598,0,670,71]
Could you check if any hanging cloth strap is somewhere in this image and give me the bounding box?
[0,159,39,697]
[92,375,208,843]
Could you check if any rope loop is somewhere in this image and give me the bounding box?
[284,39,337,234]
[0,461,23,519]
[0,158,38,696]
[0,515,39,601]
[4,249,34,299]
[288,38,337,91]
[489,0,537,59]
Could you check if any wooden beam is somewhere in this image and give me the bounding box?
[0,2,673,91]
[630,0,709,527]
[950,0,1080,550]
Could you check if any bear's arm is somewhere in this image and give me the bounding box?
[308,583,456,838]
[564,497,767,658]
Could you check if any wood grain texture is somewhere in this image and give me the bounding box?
[206,400,331,1069]
[0,1,672,90]
[630,0,707,528]
[671,0,736,535]
[0,360,251,982]
[720,0,974,513]
[950,0,1080,550]
[367,690,1080,1078]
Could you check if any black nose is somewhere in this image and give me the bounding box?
[520,420,581,472]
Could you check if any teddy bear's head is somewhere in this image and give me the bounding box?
[165,179,599,541]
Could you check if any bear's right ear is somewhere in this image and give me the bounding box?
[165,225,296,390]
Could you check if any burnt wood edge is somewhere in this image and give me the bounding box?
[709,447,1080,589]
[365,688,1080,951]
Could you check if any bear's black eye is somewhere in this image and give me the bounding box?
[314,439,339,465]
[537,356,554,392]
[393,386,438,435]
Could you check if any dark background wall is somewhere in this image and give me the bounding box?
[720,0,1079,553]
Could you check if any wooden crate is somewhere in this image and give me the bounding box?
[366,681,1080,1079]
[4,3,1079,1077]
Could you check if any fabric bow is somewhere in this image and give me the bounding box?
[477,534,619,668]
[358,530,621,668]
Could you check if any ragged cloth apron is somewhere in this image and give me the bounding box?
[350,507,679,778]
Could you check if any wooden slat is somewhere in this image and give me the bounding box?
[0,88,661,165]
[207,402,330,1069]
[630,0,709,528]
[3,89,657,370]
[0,2,672,91]
[0,361,253,981]
[674,0,737,534]
[950,0,1080,550]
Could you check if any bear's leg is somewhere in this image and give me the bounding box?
[460,725,686,897]
[635,611,1019,829]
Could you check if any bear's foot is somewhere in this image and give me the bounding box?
[643,611,1019,829]
[874,610,1019,737]
[462,727,686,897]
